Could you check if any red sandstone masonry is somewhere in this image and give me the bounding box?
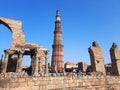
[0,76,120,90]
[0,17,26,48]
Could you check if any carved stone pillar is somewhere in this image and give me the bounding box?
[16,51,23,73]
[33,48,39,76]
[31,55,35,75]
[45,51,48,74]
[2,50,9,74]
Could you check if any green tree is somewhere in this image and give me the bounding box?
[48,62,51,69]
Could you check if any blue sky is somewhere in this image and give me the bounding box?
[0,0,120,66]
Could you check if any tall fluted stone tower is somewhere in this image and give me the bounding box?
[51,10,64,73]
[88,41,106,75]
[110,43,120,75]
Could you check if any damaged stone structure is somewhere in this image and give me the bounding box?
[1,11,120,90]
[88,41,106,75]
[88,41,120,76]
[0,17,48,76]
[110,43,120,75]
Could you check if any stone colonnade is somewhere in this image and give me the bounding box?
[2,48,48,76]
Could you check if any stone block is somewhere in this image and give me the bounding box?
[19,82,27,87]
[27,81,34,86]
[9,82,19,88]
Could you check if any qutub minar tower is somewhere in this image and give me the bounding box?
[51,10,64,72]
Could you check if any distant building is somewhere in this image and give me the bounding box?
[78,62,87,72]
[105,63,112,75]
[65,61,78,72]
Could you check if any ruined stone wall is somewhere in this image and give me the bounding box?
[0,76,120,90]
[89,41,106,75]
[110,43,120,75]
[0,17,26,48]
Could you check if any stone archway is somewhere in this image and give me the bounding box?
[0,17,48,76]
[0,24,12,55]
[0,17,25,48]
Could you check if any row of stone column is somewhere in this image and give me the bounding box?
[31,49,48,76]
[2,49,48,76]
[2,50,25,74]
